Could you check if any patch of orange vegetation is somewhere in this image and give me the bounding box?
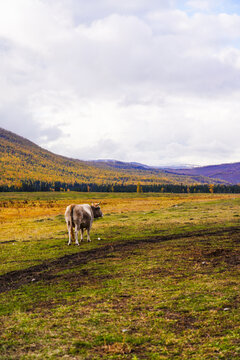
[0,193,236,223]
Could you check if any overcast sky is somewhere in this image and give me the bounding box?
[0,0,240,166]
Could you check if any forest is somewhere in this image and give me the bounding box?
[0,180,239,193]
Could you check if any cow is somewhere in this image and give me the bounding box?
[65,203,103,245]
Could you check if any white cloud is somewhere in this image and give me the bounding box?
[186,0,227,12]
[186,0,211,11]
[45,0,174,24]
[0,0,71,52]
[0,0,240,166]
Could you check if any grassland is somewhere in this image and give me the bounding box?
[0,192,240,359]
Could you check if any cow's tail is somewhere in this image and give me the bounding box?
[69,204,75,240]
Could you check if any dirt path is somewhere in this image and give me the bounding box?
[1,226,239,293]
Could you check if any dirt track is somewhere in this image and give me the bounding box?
[0,226,239,293]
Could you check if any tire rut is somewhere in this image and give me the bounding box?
[1,226,239,293]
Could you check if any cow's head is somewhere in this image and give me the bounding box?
[91,203,103,218]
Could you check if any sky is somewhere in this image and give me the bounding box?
[0,0,240,166]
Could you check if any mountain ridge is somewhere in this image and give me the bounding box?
[165,162,240,185]
[91,159,240,184]
[0,127,236,187]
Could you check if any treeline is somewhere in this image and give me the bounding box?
[0,180,240,193]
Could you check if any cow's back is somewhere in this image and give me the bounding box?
[73,204,93,229]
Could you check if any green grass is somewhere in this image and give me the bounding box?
[0,192,240,359]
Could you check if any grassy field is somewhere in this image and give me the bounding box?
[0,192,240,359]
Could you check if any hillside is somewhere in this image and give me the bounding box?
[166,163,240,185]
[0,127,229,188]
[91,159,240,185]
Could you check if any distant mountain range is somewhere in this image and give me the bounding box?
[91,159,240,184]
[164,163,240,185]
[93,159,192,171]
[0,127,239,187]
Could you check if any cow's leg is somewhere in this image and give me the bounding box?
[80,228,84,242]
[87,227,91,242]
[67,222,72,245]
[75,226,80,246]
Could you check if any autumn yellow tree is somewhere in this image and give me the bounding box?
[137,183,143,193]
[209,184,214,193]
